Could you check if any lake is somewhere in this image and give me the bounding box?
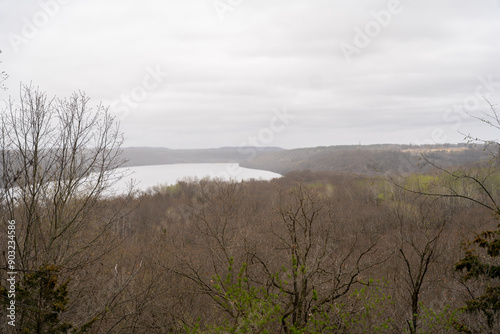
[107,163,282,195]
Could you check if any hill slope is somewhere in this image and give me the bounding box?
[121,144,489,176]
[241,144,488,175]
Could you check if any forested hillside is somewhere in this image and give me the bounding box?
[5,168,497,333]
[241,144,489,175]
[122,144,489,176]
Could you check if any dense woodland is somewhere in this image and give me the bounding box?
[1,86,499,333]
[102,169,499,333]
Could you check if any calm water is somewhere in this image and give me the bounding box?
[107,163,282,194]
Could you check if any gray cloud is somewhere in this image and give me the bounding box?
[1,0,499,149]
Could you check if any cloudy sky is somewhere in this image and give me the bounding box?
[1,0,499,149]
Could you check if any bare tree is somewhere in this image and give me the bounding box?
[0,84,133,332]
[1,84,127,269]
[250,184,379,333]
[166,179,258,324]
[390,196,447,333]
[0,50,7,90]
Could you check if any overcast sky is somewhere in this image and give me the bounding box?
[1,0,499,149]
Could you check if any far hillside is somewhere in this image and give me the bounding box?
[241,144,490,175]
[121,147,283,167]
[121,144,490,176]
